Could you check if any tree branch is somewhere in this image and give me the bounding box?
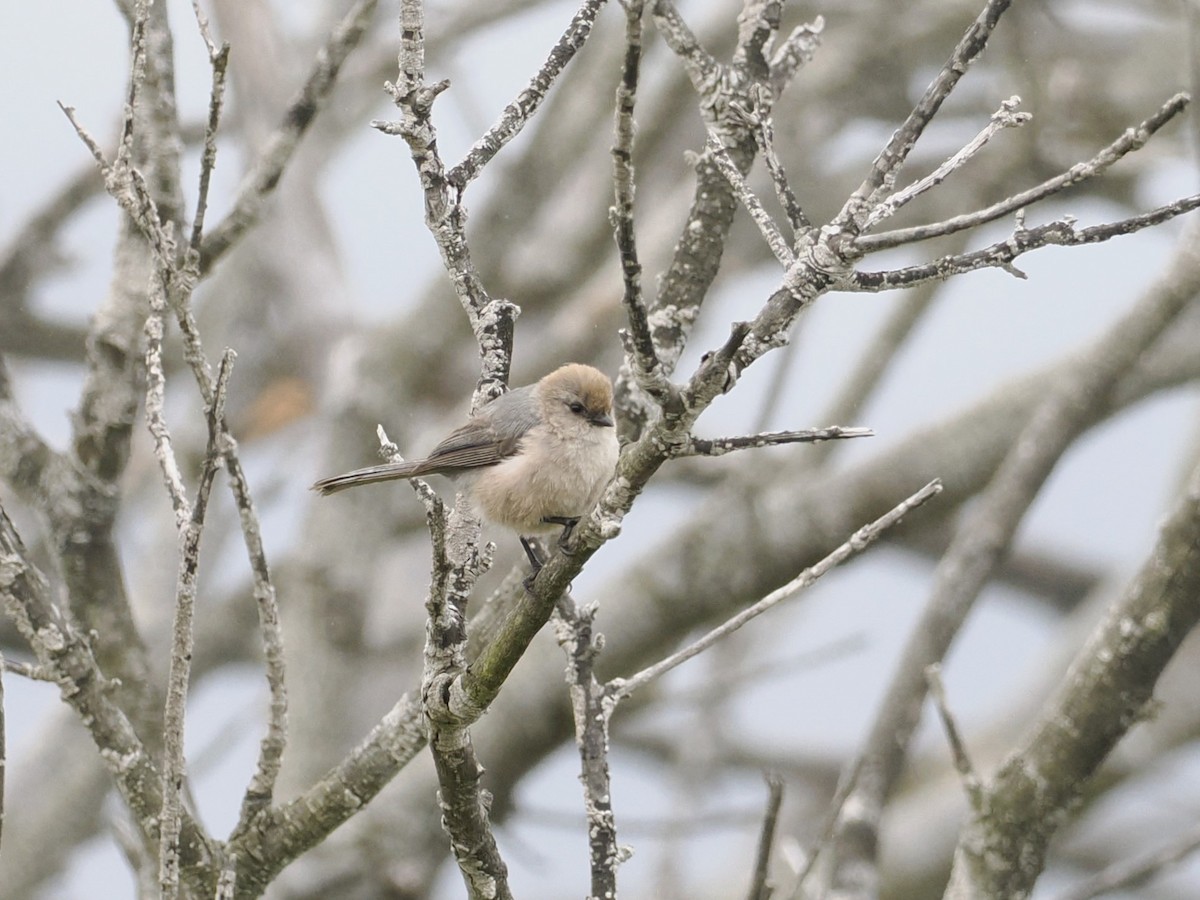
[833,0,1014,234]
[858,92,1191,254]
[609,479,942,701]
[830,219,1200,893]
[945,443,1200,897]
[199,0,379,274]
[849,196,1200,292]
[448,0,610,191]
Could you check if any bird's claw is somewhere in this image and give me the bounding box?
[541,515,581,552]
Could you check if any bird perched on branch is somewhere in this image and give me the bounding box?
[312,364,620,566]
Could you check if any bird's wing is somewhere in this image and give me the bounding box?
[415,385,540,474]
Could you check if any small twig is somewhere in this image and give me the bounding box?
[198,0,379,273]
[707,132,794,267]
[650,0,721,91]
[858,92,1191,253]
[143,272,191,530]
[753,100,809,235]
[610,479,942,702]
[448,0,609,190]
[118,1,151,169]
[188,5,230,255]
[1050,819,1200,900]
[924,663,983,812]
[613,0,672,406]
[57,102,177,272]
[679,426,873,458]
[788,752,867,897]
[863,96,1031,231]
[833,0,1014,233]
[0,657,56,682]
[850,196,1200,292]
[224,405,288,836]
[746,773,785,900]
[159,352,233,900]
[767,17,824,97]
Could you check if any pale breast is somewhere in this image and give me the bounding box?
[468,424,618,534]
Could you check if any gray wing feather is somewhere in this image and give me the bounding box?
[418,385,539,473]
[312,386,539,495]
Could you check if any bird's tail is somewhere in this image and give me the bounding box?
[310,460,427,495]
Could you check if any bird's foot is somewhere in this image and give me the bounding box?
[541,515,581,552]
[520,536,544,591]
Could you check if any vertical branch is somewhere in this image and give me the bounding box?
[555,598,625,899]
[746,773,784,900]
[159,352,234,900]
[753,106,809,235]
[423,496,509,899]
[612,0,672,406]
[382,4,514,895]
[0,506,218,892]
[376,0,517,405]
[188,7,230,255]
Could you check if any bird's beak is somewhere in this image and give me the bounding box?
[592,412,614,427]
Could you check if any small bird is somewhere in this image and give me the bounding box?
[312,364,620,564]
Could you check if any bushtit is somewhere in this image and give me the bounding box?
[312,364,619,561]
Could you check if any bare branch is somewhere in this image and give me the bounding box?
[0,657,56,682]
[159,351,233,900]
[0,504,218,891]
[376,0,516,398]
[188,28,230,253]
[753,100,809,235]
[924,663,983,812]
[746,773,784,900]
[613,0,673,406]
[858,92,1191,253]
[678,426,873,459]
[946,441,1200,897]
[199,0,379,274]
[1050,820,1200,900]
[143,271,191,530]
[849,196,1200,293]
[554,597,626,899]
[650,0,720,90]
[609,479,943,702]
[833,0,1014,232]
[423,504,510,899]
[862,95,1031,231]
[768,16,824,96]
[448,0,609,191]
[831,219,1200,889]
[707,131,795,266]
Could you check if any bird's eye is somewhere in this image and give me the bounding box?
[568,401,586,415]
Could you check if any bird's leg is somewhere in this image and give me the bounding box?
[541,515,581,551]
[520,536,545,574]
